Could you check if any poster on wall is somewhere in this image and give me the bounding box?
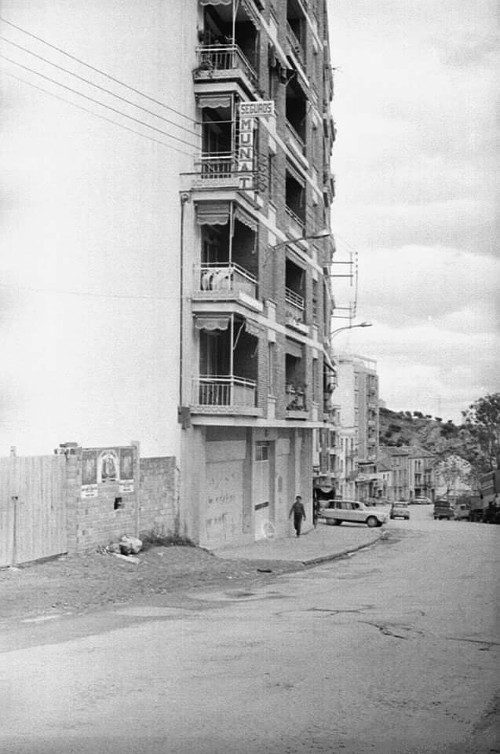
[81,449,98,498]
[119,448,134,480]
[97,449,119,483]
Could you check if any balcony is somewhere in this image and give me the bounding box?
[193,152,239,188]
[286,120,306,158]
[191,375,259,415]
[194,45,257,88]
[286,21,306,72]
[285,287,308,333]
[285,206,305,235]
[286,384,308,418]
[194,263,258,301]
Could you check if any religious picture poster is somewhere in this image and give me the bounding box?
[120,447,134,481]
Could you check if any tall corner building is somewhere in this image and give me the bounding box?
[181,0,337,547]
[1,0,336,548]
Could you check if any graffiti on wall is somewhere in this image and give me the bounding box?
[205,461,243,543]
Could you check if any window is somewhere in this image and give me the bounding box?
[256,442,270,461]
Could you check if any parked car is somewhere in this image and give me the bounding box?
[414,497,432,505]
[319,500,388,528]
[390,502,410,520]
[453,502,470,521]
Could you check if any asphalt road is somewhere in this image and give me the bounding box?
[1,506,498,754]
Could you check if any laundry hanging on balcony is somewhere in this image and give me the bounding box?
[194,315,230,331]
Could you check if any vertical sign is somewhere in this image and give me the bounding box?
[238,101,275,191]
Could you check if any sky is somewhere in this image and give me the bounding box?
[328,0,499,422]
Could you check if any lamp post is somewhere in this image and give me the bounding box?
[331,321,372,340]
[268,228,332,251]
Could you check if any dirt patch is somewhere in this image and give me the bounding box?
[0,546,302,623]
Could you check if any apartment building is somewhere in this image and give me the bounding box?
[409,448,436,501]
[2,0,336,549]
[333,353,380,499]
[180,0,336,547]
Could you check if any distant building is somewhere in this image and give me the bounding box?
[333,353,379,499]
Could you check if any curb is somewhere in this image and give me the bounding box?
[300,531,387,566]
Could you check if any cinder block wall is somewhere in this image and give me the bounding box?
[63,445,177,553]
[139,457,178,538]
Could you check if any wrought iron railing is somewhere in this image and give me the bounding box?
[286,23,306,70]
[285,287,305,325]
[192,375,257,408]
[194,263,257,299]
[195,45,257,84]
[197,152,236,179]
[285,206,305,234]
[286,120,306,154]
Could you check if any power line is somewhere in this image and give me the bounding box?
[0,280,176,302]
[1,36,200,138]
[0,55,199,152]
[0,15,197,125]
[4,71,195,158]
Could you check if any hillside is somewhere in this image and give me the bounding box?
[379,407,467,457]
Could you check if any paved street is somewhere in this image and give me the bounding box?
[1,507,498,754]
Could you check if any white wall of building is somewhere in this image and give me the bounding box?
[1,1,198,455]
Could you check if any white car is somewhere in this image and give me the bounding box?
[320,500,388,528]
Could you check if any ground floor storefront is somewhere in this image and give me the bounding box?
[181,425,313,549]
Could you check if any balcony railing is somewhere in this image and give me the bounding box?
[192,375,257,409]
[286,120,306,156]
[195,263,257,299]
[194,45,257,85]
[286,23,306,71]
[197,152,237,180]
[285,287,305,325]
[285,206,305,234]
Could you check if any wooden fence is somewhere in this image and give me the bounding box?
[0,455,67,567]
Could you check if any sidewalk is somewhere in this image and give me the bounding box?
[211,521,385,566]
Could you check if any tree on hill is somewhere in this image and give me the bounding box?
[462,393,500,471]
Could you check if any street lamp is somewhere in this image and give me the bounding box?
[268,228,332,251]
[331,321,373,340]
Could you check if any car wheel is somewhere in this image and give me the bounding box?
[366,516,378,528]
[334,519,342,526]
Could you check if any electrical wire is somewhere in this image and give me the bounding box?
[1,36,200,138]
[0,15,197,125]
[0,55,199,152]
[0,280,176,302]
[4,71,195,158]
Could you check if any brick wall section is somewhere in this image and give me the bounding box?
[60,444,177,553]
[139,456,178,538]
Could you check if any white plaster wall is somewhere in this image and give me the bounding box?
[0,0,198,455]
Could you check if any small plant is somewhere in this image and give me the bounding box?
[140,531,195,551]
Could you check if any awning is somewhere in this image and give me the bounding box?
[244,320,262,338]
[199,0,232,5]
[234,205,258,233]
[197,94,232,110]
[195,202,230,226]
[194,315,230,331]
[285,338,303,358]
[285,159,306,187]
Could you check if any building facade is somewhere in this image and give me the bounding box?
[2,1,336,548]
[333,353,380,500]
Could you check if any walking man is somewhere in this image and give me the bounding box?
[289,495,306,537]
